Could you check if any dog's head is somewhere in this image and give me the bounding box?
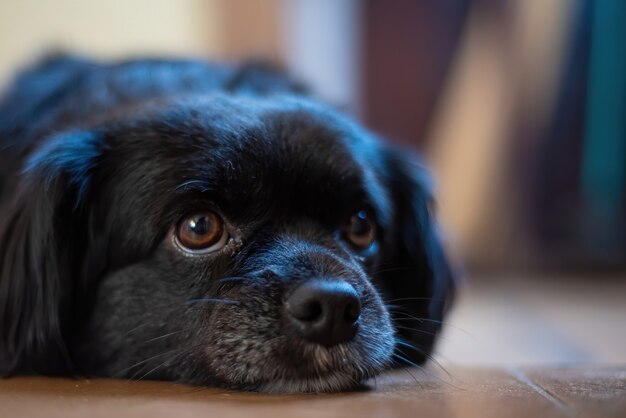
[0,95,454,392]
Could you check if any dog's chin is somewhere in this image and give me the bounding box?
[208,337,395,394]
[253,369,372,394]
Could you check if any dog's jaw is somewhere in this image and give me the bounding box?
[203,327,396,393]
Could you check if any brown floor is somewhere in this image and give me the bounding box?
[1,366,624,418]
[437,276,626,365]
[1,277,625,417]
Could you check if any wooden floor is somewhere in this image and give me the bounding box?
[438,276,626,365]
[1,276,625,418]
[1,366,624,418]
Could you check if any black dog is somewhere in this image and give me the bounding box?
[0,55,455,392]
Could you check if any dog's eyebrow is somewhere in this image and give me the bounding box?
[175,179,211,192]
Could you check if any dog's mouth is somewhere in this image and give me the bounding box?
[210,338,394,393]
[204,310,395,393]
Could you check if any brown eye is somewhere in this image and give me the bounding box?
[345,210,376,250]
[175,211,228,253]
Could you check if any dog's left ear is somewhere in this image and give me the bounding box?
[0,131,101,375]
[376,146,457,366]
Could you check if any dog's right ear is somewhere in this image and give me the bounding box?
[0,130,101,375]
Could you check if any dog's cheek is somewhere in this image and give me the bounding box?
[201,282,284,386]
[75,263,205,380]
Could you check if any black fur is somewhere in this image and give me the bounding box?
[0,55,455,392]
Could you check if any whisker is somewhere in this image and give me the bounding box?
[214,276,250,295]
[391,356,422,388]
[394,349,462,390]
[389,314,473,336]
[370,266,414,275]
[393,350,446,387]
[389,312,425,323]
[386,296,448,303]
[389,312,450,325]
[187,298,240,305]
[123,340,207,381]
[122,323,150,338]
[175,179,209,191]
[218,276,249,283]
[394,337,415,351]
[133,350,189,381]
[420,351,455,382]
[392,352,423,369]
[114,348,181,377]
[394,337,453,380]
[141,329,189,344]
[393,325,438,337]
[403,367,422,388]
[394,337,423,352]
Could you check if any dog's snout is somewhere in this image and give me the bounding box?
[285,279,360,347]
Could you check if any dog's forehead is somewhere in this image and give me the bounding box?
[195,107,380,221]
[105,97,391,227]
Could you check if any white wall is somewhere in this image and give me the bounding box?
[280,0,362,116]
[0,0,222,86]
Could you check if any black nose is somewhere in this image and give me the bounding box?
[285,279,361,347]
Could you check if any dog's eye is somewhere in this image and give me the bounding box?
[345,210,376,250]
[175,211,228,253]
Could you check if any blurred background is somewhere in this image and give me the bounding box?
[1,0,624,366]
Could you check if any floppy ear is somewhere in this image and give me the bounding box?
[377,147,457,366]
[0,131,100,375]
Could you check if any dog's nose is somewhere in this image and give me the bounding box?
[285,279,361,347]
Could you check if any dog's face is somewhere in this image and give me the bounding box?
[0,95,454,393]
